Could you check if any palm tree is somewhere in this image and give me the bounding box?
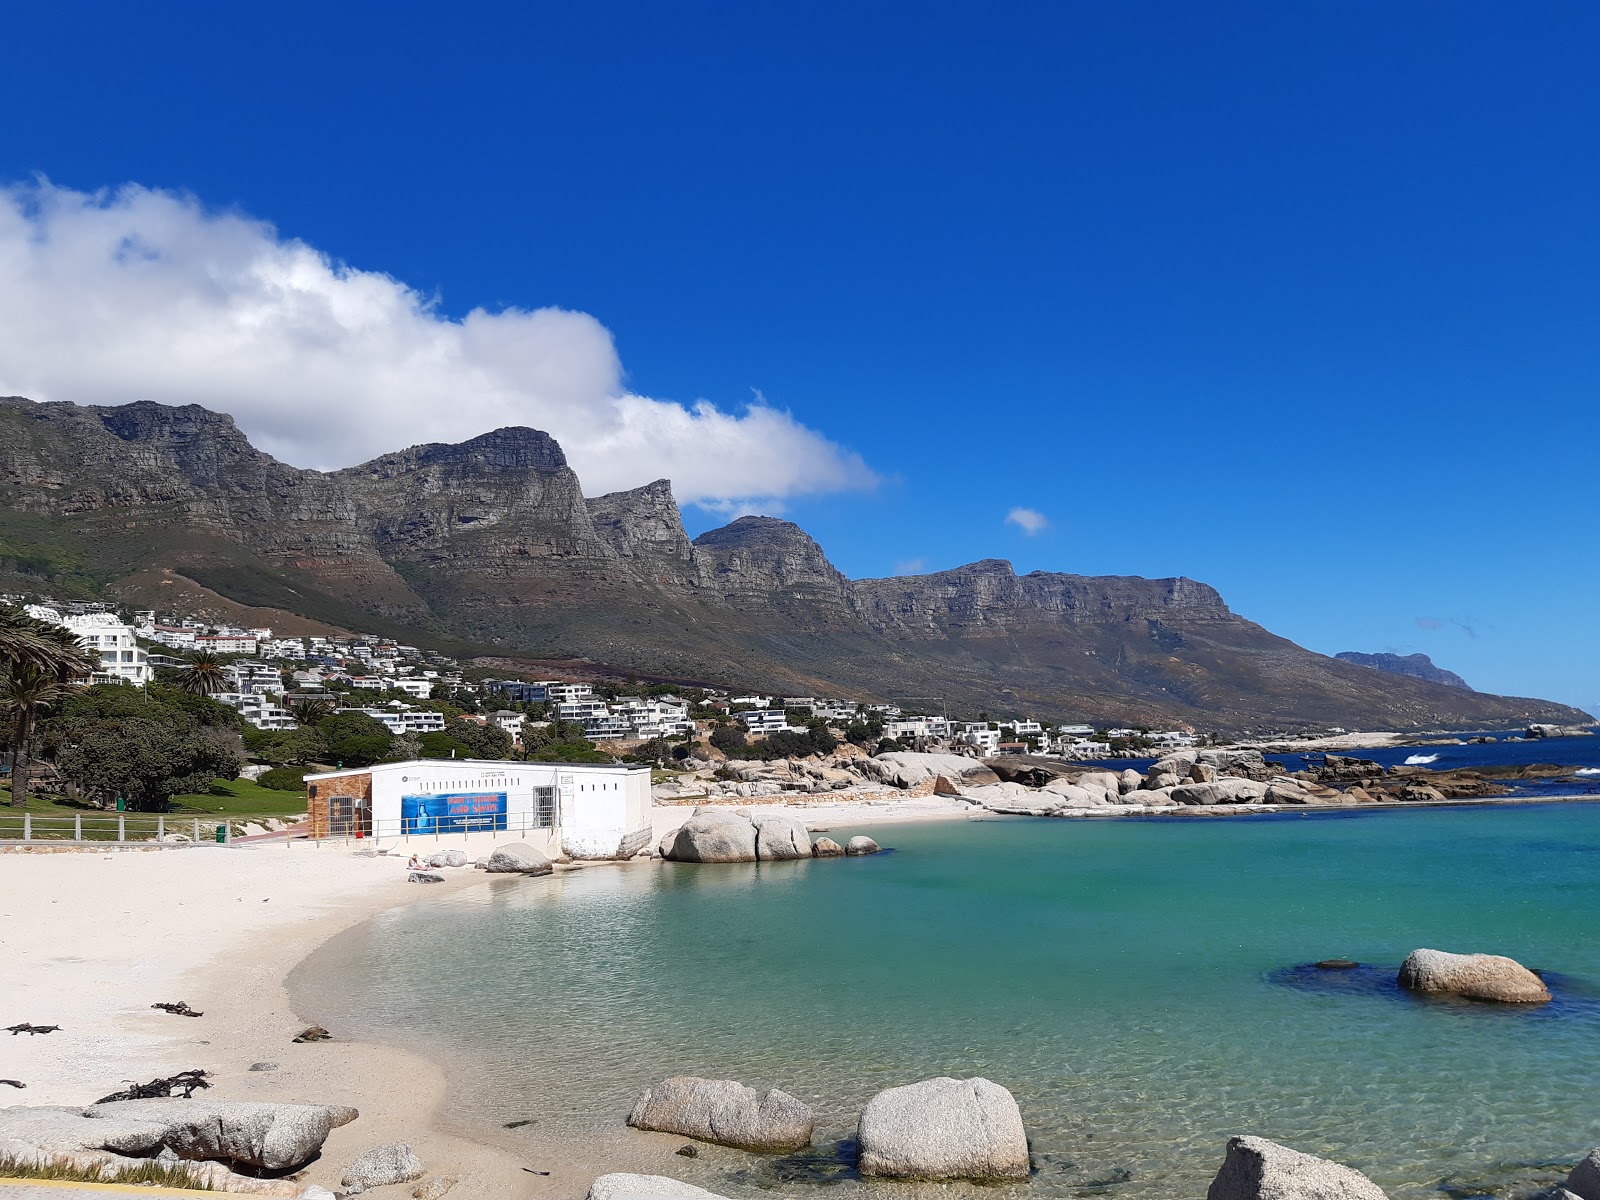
[0,605,93,679]
[289,698,333,727]
[178,651,228,697]
[2,664,68,807]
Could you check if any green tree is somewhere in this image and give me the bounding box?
[246,725,329,766]
[709,722,748,755]
[317,712,394,768]
[177,651,228,697]
[56,718,241,811]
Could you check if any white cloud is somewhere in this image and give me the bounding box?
[0,179,875,509]
[1005,507,1049,535]
[893,557,927,575]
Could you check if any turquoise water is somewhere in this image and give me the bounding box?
[294,806,1600,1200]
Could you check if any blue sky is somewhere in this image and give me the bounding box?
[1,1,1596,712]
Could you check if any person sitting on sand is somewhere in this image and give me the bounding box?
[407,853,425,870]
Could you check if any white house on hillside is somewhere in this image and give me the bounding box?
[26,606,152,687]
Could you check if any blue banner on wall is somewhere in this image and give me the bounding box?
[400,791,507,834]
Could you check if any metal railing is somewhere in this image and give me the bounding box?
[0,811,233,844]
[0,801,560,849]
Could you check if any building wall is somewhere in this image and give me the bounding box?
[303,759,651,856]
[306,770,372,838]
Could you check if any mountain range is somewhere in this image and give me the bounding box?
[0,395,1586,733]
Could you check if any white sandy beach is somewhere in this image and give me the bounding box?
[0,796,971,1196]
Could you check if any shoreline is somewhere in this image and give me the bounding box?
[7,789,1598,1197]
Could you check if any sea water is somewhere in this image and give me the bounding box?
[293,804,1600,1200]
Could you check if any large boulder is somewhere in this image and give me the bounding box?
[484,843,554,875]
[1206,1135,1388,1200]
[342,1143,424,1194]
[1171,779,1270,806]
[966,781,1057,813]
[39,1100,360,1171]
[864,752,1000,790]
[1397,948,1550,1003]
[855,1076,1029,1180]
[627,1076,813,1153]
[1564,1150,1600,1200]
[1041,779,1102,807]
[753,814,813,861]
[661,811,759,863]
[845,835,882,856]
[1146,750,1199,784]
[1198,749,1276,781]
[986,755,1076,787]
[812,837,845,857]
[1075,769,1123,796]
[588,1175,734,1200]
[428,850,468,868]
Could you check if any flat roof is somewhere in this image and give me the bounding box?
[302,758,648,782]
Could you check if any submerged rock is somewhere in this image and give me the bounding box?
[588,1174,733,1200]
[855,1076,1029,1180]
[342,1142,424,1194]
[1397,948,1550,1003]
[484,844,554,875]
[627,1075,813,1153]
[1207,1135,1388,1200]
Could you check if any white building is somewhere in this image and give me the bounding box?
[301,758,653,859]
[195,633,258,655]
[557,698,611,723]
[489,710,526,737]
[811,699,859,721]
[26,606,153,687]
[217,693,299,730]
[337,705,446,735]
[739,709,801,736]
[885,716,950,741]
[389,678,434,699]
[546,682,594,706]
[584,713,634,741]
[954,723,1001,757]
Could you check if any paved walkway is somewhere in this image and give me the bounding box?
[0,1182,218,1197]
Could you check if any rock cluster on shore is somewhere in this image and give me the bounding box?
[656,809,882,863]
[0,1098,357,1196]
[654,742,1582,819]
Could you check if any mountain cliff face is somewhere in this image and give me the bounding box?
[1335,651,1472,690]
[0,395,1585,732]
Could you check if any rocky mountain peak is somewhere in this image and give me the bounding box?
[1335,651,1472,690]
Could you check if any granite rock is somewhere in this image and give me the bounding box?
[628,1076,813,1153]
[1397,948,1550,1003]
[855,1076,1029,1180]
[1206,1135,1388,1200]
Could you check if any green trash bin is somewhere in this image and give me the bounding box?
[214,824,227,844]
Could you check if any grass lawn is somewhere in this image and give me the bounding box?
[0,777,307,838]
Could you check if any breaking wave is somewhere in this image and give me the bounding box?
[1404,754,1440,766]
